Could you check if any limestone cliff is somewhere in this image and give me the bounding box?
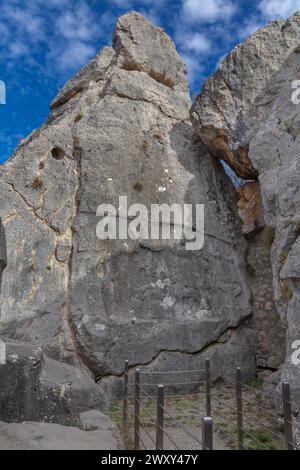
[191,12,300,405]
[0,12,254,399]
[0,219,6,294]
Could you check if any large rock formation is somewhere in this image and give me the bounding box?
[0,340,107,424]
[0,219,6,293]
[191,12,300,180]
[0,420,120,450]
[0,11,255,406]
[191,12,300,405]
[236,185,286,371]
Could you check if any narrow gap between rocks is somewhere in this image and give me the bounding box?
[223,159,287,380]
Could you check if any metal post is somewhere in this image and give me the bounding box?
[202,417,213,450]
[123,360,129,432]
[235,368,244,450]
[156,385,165,450]
[282,381,294,450]
[134,369,140,450]
[205,358,211,417]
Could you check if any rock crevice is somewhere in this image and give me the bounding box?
[191,11,300,412]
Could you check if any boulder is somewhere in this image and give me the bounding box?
[101,327,256,399]
[191,11,300,180]
[79,409,113,431]
[0,421,119,450]
[0,340,107,424]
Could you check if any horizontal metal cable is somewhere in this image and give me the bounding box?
[163,406,202,445]
[241,395,279,419]
[244,418,284,442]
[129,391,205,399]
[138,419,157,447]
[139,436,147,450]
[137,383,153,398]
[212,410,238,430]
[164,391,205,398]
[241,428,272,451]
[161,411,205,421]
[239,381,262,393]
[210,393,238,413]
[139,369,206,375]
[136,381,206,386]
[213,409,272,450]
[289,442,300,450]
[158,425,180,450]
[128,395,151,399]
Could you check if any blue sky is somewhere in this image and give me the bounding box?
[1,0,300,164]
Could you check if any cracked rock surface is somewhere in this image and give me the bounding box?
[192,11,300,415]
[0,13,255,400]
[191,12,300,180]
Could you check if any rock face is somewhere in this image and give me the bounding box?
[237,184,286,370]
[0,219,6,293]
[192,12,300,404]
[0,340,107,424]
[245,229,286,370]
[191,12,300,179]
[0,420,120,450]
[236,183,265,235]
[0,12,255,398]
[250,49,300,406]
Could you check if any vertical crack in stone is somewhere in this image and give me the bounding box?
[0,218,7,295]
[63,123,87,371]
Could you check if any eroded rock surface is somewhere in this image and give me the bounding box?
[236,183,265,235]
[192,12,300,407]
[0,420,120,450]
[250,49,300,405]
[191,12,300,179]
[0,340,107,424]
[0,13,254,398]
[0,219,6,295]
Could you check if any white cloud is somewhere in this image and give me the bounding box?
[0,0,107,77]
[111,0,159,6]
[56,3,99,41]
[8,42,30,59]
[110,0,132,5]
[176,29,212,56]
[56,41,96,71]
[1,4,45,42]
[139,8,162,26]
[185,33,212,53]
[238,19,264,39]
[182,53,204,86]
[259,0,300,20]
[182,0,236,23]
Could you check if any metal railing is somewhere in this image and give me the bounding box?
[121,359,300,451]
